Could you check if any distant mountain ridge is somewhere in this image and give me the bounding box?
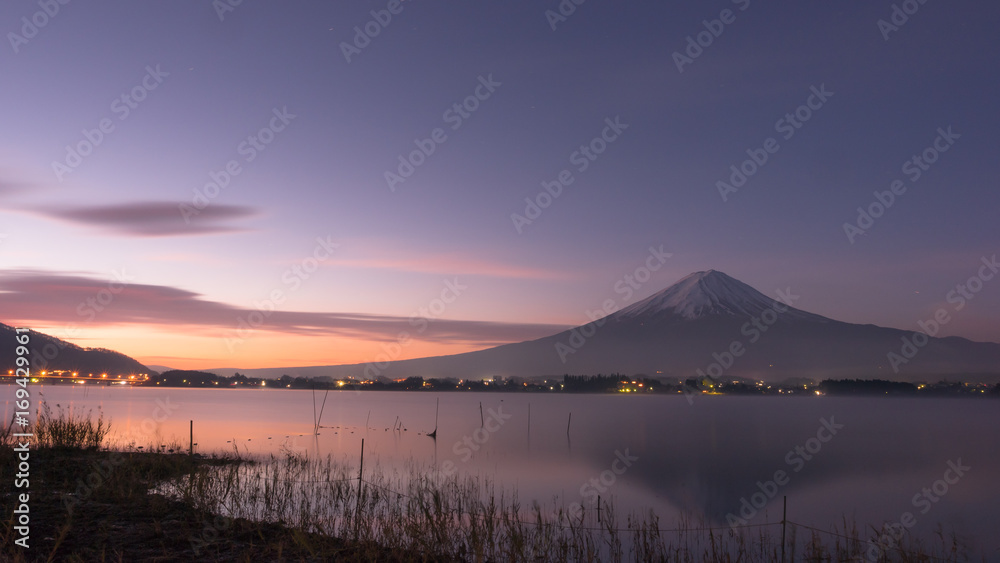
[0,323,153,377]
[210,270,1000,382]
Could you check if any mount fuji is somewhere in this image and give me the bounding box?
[216,270,1000,382]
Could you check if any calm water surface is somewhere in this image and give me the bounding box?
[9,385,999,558]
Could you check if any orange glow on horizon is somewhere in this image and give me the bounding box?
[26,324,505,371]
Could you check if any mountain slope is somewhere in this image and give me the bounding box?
[0,323,154,376]
[213,271,1000,382]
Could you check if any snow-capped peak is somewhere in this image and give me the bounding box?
[614,270,815,321]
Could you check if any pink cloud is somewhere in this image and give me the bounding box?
[0,270,569,345]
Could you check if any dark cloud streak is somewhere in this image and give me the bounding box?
[28,201,258,237]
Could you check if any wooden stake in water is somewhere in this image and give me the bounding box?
[355,438,365,540]
[189,420,193,456]
[567,412,572,436]
[480,401,484,427]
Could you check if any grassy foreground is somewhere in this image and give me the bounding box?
[0,408,972,562]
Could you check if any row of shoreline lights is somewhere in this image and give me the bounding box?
[6,370,149,381]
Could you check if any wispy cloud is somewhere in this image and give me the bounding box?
[0,270,568,345]
[0,182,26,198]
[0,170,36,199]
[26,201,258,236]
[327,239,571,280]
[329,254,565,280]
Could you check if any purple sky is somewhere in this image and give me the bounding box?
[1,0,998,369]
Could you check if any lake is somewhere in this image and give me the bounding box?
[10,385,1000,559]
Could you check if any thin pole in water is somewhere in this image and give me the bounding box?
[567,412,572,437]
[480,401,484,427]
[189,420,193,456]
[781,495,787,563]
[315,388,330,434]
[365,409,371,430]
[355,438,365,540]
